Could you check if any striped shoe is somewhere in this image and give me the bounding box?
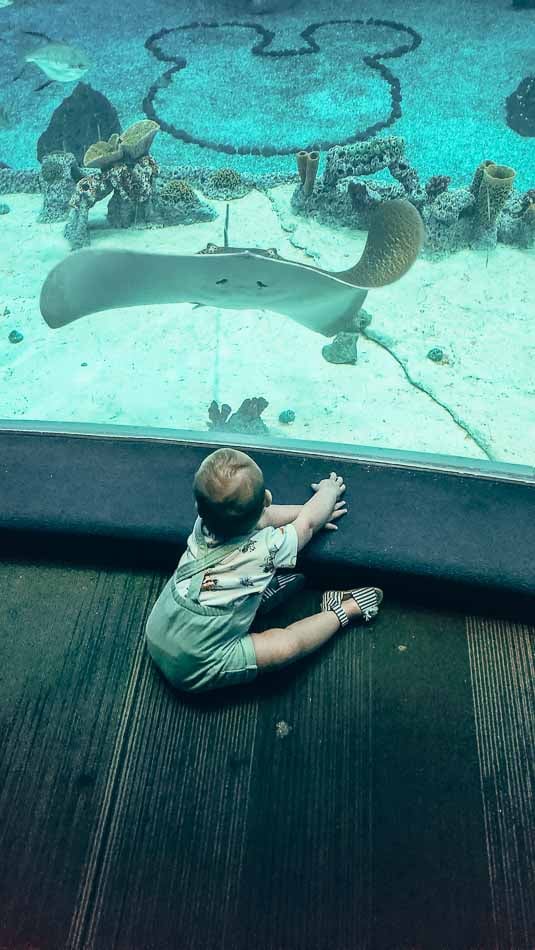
[321,587,383,626]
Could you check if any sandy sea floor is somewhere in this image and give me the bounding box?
[1,187,534,467]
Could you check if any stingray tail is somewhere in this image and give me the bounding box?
[332,199,425,288]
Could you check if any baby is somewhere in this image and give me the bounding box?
[145,448,382,692]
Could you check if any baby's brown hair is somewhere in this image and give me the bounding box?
[193,448,266,540]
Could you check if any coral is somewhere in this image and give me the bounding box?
[303,151,320,197]
[475,163,516,229]
[8,330,23,344]
[322,332,359,364]
[64,152,159,247]
[520,188,535,212]
[64,173,111,248]
[294,150,320,197]
[498,189,535,248]
[0,169,40,194]
[83,120,159,170]
[38,151,77,223]
[421,187,474,254]
[208,397,269,435]
[203,167,250,199]
[36,83,121,165]
[292,136,420,228]
[120,120,160,160]
[153,177,217,226]
[105,155,158,228]
[84,134,124,169]
[210,167,242,190]
[278,409,295,424]
[347,178,405,227]
[105,155,158,204]
[40,155,66,183]
[323,136,405,188]
[469,159,493,196]
[159,178,196,204]
[296,151,308,184]
[389,158,422,197]
[425,175,451,201]
[64,194,93,249]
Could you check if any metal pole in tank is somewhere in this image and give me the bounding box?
[223,203,230,247]
[213,204,230,403]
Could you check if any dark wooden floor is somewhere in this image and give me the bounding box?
[0,559,533,950]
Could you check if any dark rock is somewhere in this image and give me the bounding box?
[322,332,358,364]
[427,347,447,363]
[0,203,10,214]
[352,308,373,332]
[208,397,269,434]
[278,409,295,424]
[37,83,121,165]
[506,75,535,137]
[9,330,23,344]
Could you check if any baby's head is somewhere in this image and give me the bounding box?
[193,448,270,540]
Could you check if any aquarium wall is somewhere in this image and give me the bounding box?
[0,0,534,471]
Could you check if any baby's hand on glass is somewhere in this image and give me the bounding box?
[324,500,348,531]
[311,472,346,501]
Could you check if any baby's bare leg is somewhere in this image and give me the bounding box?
[251,599,362,672]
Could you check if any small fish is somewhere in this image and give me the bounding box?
[22,32,90,86]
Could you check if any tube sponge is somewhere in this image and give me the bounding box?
[303,151,320,197]
[296,150,308,185]
[470,159,494,196]
[476,163,516,228]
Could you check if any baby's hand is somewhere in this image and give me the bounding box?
[311,472,346,501]
[324,500,348,531]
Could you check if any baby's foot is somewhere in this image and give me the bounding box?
[321,588,383,626]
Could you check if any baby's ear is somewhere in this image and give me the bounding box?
[264,489,273,507]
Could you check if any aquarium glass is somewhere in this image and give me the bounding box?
[0,0,534,470]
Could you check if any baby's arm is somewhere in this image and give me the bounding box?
[259,504,302,529]
[292,474,346,552]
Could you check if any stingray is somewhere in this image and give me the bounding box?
[40,199,424,337]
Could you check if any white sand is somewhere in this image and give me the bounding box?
[1,187,534,467]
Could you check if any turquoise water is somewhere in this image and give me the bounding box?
[0,0,534,469]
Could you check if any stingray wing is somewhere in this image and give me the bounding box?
[40,248,367,337]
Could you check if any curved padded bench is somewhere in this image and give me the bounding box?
[0,425,534,618]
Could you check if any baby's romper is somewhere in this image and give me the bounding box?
[145,530,263,692]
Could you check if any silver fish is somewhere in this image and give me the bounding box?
[24,38,90,83]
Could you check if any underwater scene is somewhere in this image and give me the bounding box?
[0,0,534,467]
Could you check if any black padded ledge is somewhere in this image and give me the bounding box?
[1,425,534,619]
